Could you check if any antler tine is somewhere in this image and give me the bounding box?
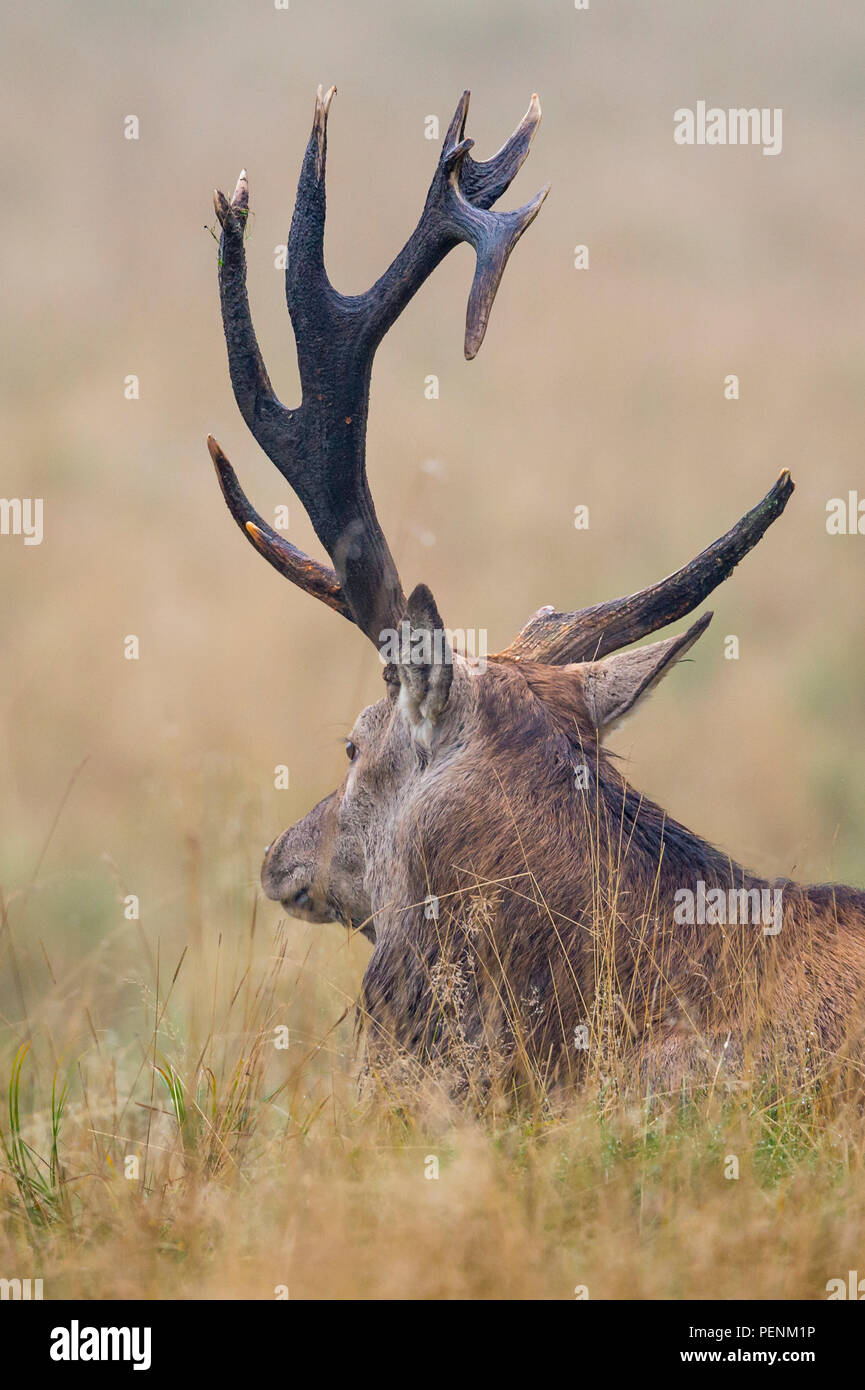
[207,436,351,618]
[209,86,548,646]
[501,471,795,665]
[459,92,543,210]
[213,172,297,471]
[357,89,550,359]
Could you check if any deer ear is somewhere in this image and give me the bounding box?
[395,584,454,741]
[580,613,711,735]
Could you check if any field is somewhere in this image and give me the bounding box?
[2,0,865,1300]
[3,901,865,1300]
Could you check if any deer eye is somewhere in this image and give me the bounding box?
[345,739,358,762]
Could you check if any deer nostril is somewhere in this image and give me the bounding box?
[293,889,311,909]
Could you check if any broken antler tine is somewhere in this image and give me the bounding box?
[213,171,249,234]
[461,92,543,210]
[213,162,289,440]
[213,188,230,227]
[463,182,550,359]
[442,137,475,175]
[206,437,351,618]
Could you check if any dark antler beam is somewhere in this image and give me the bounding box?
[501,470,795,665]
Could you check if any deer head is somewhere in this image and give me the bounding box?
[207,89,795,1070]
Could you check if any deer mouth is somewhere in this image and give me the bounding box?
[278,884,335,925]
[278,884,375,943]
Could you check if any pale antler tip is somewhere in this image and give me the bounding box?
[231,169,249,209]
[316,84,337,116]
[206,434,228,470]
[313,85,336,171]
[515,93,541,136]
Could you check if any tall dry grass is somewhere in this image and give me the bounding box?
[2,788,865,1301]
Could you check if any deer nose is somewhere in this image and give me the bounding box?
[261,840,311,907]
[264,860,325,921]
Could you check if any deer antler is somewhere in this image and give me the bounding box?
[500,469,795,664]
[208,86,548,645]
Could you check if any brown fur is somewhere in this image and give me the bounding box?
[262,652,865,1096]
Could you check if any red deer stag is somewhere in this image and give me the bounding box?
[207,88,865,1093]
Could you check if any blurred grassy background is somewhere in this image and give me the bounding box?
[2,0,865,1069]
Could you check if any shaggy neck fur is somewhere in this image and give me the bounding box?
[360,657,865,1085]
